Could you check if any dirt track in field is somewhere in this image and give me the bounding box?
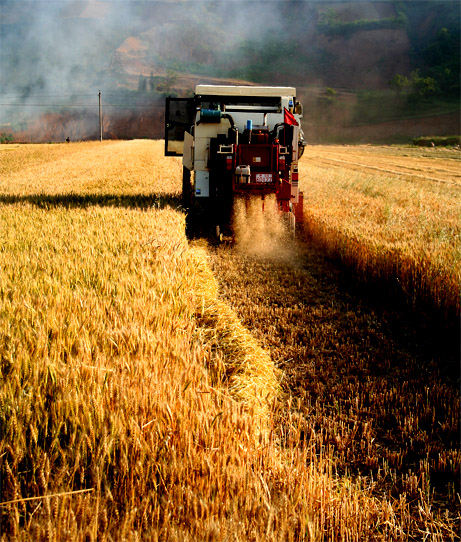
[208,224,459,516]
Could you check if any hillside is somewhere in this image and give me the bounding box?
[0,0,459,142]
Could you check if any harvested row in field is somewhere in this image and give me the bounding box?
[210,206,459,540]
[304,145,461,185]
[300,145,461,319]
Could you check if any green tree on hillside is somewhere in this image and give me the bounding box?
[422,27,460,95]
[398,2,460,98]
[389,70,438,104]
[389,74,410,94]
[409,70,438,98]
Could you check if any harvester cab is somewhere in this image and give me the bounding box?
[165,85,305,238]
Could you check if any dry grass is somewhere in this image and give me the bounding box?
[0,140,181,197]
[1,140,459,541]
[299,145,461,318]
[0,203,285,541]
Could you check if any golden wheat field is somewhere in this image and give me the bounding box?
[0,140,459,541]
[299,145,461,318]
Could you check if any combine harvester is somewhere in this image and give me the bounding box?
[165,85,305,239]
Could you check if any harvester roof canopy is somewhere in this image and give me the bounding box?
[195,85,296,98]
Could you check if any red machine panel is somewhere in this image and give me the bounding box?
[234,143,280,189]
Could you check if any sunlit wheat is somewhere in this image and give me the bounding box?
[1,140,458,541]
[299,145,461,318]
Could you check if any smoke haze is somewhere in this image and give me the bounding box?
[1,0,283,99]
[0,0,289,139]
[1,1,458,141]
[0,0,412,101]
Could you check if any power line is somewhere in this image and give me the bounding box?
[1,93,147,98]
[0,90,166,107]
[0,94,100,98]
[1,103,99,107]
[0,103,162,107]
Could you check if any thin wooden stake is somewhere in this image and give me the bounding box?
[99,90,102,142]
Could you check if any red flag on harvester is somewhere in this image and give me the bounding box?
[284,107,298,126]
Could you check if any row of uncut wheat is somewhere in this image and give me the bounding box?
[299,146,461,319]
[0,203,278,541]
[0,205,419,542]
[0,140,457,541]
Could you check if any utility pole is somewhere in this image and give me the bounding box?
[99,90,102,142]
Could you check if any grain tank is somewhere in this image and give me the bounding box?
[165,85,305,237]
